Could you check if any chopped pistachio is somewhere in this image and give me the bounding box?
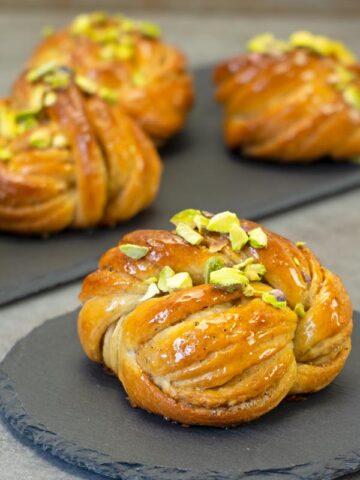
[176,223,203,246]
[119,243,149,260]
[132,71,146,87]
[158,266,175,292]
[28,84,46,112]
[26,61,57,82]
[99,87,118,104]
[44,69,71,89]
[138,21,161,39]
[294,303,306,318]
[248,227,268,249]
[100,44,117,61]
[140,282,160,302]
[17,115,38,134]
[247,33,288,55]
[119,17,137,33]
[15,109,39,123]
[52,133,68,149]
[244,263,266,281]
[116,43,134,60]
[194,214,209,232]
[170,209,202,227]
[42,25,55,38]
[204,256,224,283]
[234,257,254,269]
[90,27,119,44]
[343,85,360,110]
[0,106,17,139]
[167,272,193,291]
[44,91,57,107]
[144,276,158,285]
[243,284,256,297]
[296,241,306,248]
[229,224,248,251]
[334,65,356,89]
[262,290,287,309]
[0,148,11,161]
[29,130,52,149]
[71,12,107,36]
[207,211,240,234]
[75,75,98,95]
[209,267,249,292]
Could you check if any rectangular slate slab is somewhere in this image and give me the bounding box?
[1,66,360,306]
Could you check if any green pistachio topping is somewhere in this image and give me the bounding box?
[343,85,360,110]
[75,75,98,95]
[132,72,146,87]
[229,224,248,251]
[44,70,71,89]
[15,109,39,123]
[204,256,225,283]
[244,263,266,281]
[115,43,134,60]
[262,291,287,309]
[71,12,107,35]
[296,241,306,248]
[99,87,118,104]
[29,130,52,149]
[0,148,11,161]
[17,115,38,134]
[294,302,306,318]
[170,209,202,227]
[141,282,160,302]
[234,257,254,269]
[42,25,55,38]
[100,44,117,61]
[144,276,158,285]
[167,272,193,291]
[0,106,17,139]
[138,21,161,39]
[247,33,289,55]
[119,243,149,260]
[194,214,209,232]
[26,61,57,83]
[176,222,203,246]
[209,267,249,292]
[243,284,256,297]
[207,211,240,234]
[248,227,268,249]
[52,133,68,149]
[44,91,57,107]
[158,266,175,292]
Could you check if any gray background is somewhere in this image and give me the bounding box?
[0,2,360,479]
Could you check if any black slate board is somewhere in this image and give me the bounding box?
[0,310,360,480]
[1,66,360,306]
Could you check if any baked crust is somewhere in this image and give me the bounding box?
[78,220,353,426]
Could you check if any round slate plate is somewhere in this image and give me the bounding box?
[0,310,359,480]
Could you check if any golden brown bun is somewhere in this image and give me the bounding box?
[20,13,194,144]
[214,49,360,162]
[78,220,352,426]
[0,75,162,234]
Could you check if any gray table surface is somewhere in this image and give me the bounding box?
[0,7,360,480]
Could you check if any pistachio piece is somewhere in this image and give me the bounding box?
[343,85,360,110]
[158,266,175,292]
[243,284,256,297]
[167,272,193,291]
[26,61,57,83]
[17,115,38,134]
[138,21,161,39]
[170,209,202,227]
[194,214,209,232]
[247,33,288,55]
[229,224,248,251]
[144,276,158,285]
[116,43,134,60]
[99,87,118,104]
[296,241,306,248]
[209,267,249,292]
[234,257,254,269]
[207,211,240,234]
[248,227,268,248]
[0,107,16,139]
[119,17,137,33]
[294,302,306,318]
[140,282,160,302]
[204,256,224,283]
[119,243,149,260]
[132,72,146,87]
[262,289,287,309]
[75,75,98,95]
[29,130,52,149]
[43,91,57,107]
[176,223,203,246]
[44,69,71,89]
[100,44,117,61]
[42,26,55,38]
[244,263,266,281]
[52,133,68,149]
[0,148,11,161]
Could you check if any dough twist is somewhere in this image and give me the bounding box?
[214,32,360,162]
[78,212,352,426]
